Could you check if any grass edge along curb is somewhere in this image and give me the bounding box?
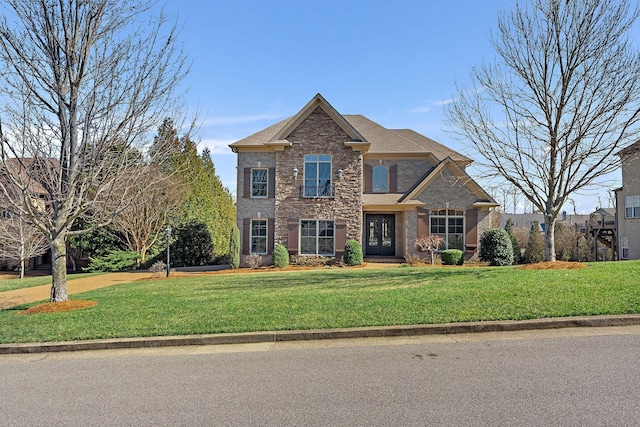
[2,314,640,354]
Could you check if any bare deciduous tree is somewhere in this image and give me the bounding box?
[447,0,640,261]
[0,0,187,301]
[0,213,49,279]
[111,168,185,265]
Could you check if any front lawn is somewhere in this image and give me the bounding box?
[1,261,639,344]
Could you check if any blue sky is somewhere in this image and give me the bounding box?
[161,0,624,214]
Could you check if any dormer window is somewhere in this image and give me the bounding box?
[372,165,389,193]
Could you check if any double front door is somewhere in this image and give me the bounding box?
[365,214,395,256]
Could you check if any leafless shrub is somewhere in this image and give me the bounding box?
[245,254,263,269]
[149,261,167,277]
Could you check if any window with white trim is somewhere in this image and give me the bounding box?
[430,209,464,250]
[250,219,267,254]
[621,236,629,259]
[300,220,334,255]
[304,155,332,197]
[372,165,389,193]
[251,169,268,198]
[625,195,640,218]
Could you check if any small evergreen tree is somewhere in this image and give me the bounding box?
[479,228,514,266]
[343,239,363,266]
[272,243,290,268]
[229,225,240,269]
[524,221,545,264]
[504,218,523,264]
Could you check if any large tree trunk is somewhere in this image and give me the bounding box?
[50,235,68,302]
[544,217,557,262]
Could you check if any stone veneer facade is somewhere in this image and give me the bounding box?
[274,107,363,252]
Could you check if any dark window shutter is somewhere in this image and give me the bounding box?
[364,164,372,193]
[268,167,276,198]
[286,218,299,254]
[417,209,429,239]
[335,219,348,257]
[465,209,478,251]
[268,218,275,253]
[389,165,398,193]
[242,218,251,255]
[243,168,251,198]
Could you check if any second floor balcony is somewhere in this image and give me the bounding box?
[299,183,334,198]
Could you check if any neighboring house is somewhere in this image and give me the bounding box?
[500,212,591,234]
[229,94,498,264]
[615,141,640,260]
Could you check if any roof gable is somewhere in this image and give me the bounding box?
[618,140,640,157]
[273,94,365,143]
[229,94,369,152]
[399,157,498,207]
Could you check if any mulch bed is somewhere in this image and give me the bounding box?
[21,300,97,315]
[516,261,588,270]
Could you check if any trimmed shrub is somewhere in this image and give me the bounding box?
[229,225,240,269]
[479,228,514,266]
[441,249,464,265]
[272,243,290,268]
[343,239,363,266]
[84,250,140,272]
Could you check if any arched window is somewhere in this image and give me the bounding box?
[372,165,388,193]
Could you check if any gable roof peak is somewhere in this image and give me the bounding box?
[271,93,366,143]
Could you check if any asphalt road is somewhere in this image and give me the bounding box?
[2,327,640,426]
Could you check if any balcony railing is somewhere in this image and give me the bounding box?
[299,184,334,198]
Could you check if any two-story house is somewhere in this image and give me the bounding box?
[615,140,640,260]
[230,94,498,265]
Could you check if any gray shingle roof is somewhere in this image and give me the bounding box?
[230,104,470,163]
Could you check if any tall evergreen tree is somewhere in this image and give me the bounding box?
[152,120,235,257]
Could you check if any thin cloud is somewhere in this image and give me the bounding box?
[410,106,431,113]
[410,98,456,113]
[435,98,455,106]
[200,113,286,127]
[200,138,236,155]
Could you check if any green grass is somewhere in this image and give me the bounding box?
[0,272,101,293]
[1,261,639,344]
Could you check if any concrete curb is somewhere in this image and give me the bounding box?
[2,314,640,354]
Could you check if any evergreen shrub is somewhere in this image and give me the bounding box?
[84,251,140,272]
[273,243,290,268]
[441,249,464,265]
[343,239,363,266]
[229,225,241,269]
[479,228,514,266]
